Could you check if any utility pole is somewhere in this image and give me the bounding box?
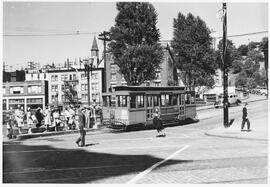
[222,3,229,127]
[98,31,110,93]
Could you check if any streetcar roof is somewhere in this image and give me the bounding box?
[113,86,186,92]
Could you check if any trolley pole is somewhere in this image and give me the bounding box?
[222,3,229,127]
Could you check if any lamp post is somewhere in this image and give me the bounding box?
[84,58,93,106]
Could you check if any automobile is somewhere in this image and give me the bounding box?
[214,93,241,108]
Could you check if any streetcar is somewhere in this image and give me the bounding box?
[102,86,197,130]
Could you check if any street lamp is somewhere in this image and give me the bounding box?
[84,58,94,106]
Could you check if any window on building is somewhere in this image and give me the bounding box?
[91,73,98,80]
[27,98,43,103]
[111,64,117,71]
[10,86,24,94]
[81,73,86,80]
[73,74,76,80]
[61,95,66,102]
[3,87,6,95]
[51,75,58,81]
[51,85,58,92]
[81,84,88,91]
[61,74,65,81]
[51,95,58,102]
[3,99,7,110]
[155,71,161,79]
[92,93,99,102]
[117,95,127,107]
[155,82,161,87]
[111,73,116,80]
[28,85,42,93]
[81,94,88,101]
[92,82,98,91]
[102,96,111,107]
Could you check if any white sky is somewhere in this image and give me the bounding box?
[2,0,268,70]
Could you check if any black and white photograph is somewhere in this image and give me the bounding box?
[1,0,269,184]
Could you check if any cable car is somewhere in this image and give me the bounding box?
[102,86,197,130]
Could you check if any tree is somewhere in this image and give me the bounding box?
[171,12,217,90]
[260,37,268,96]
[215,39,240,72]
[109,2,163,86]
[63,81,79,107]
[237,44,248,56]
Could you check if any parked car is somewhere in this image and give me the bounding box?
[214,94,241,108]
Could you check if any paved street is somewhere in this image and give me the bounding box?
[3,100,268,183]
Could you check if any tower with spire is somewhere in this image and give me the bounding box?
[91,36,99,67]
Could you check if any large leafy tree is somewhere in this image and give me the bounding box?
[260,37,268,97]
[109,2,163,86]
[215,39,240,72]
[171,12,217,90]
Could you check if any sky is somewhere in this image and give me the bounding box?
[2,1,268,71]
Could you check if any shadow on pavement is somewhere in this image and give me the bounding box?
[3,143,192,183]
[109,118,199,133]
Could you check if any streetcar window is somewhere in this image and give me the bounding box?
[102,96,111,107]
[130,95,136,108]
[117,95,127,107]
[153,95,160,107]
[172,94,178,105]
[137,95,144,108]
[179,94,185,105]
[147,96,153,107]
[185,94,190,104]
[190,93,195,104]
[161,94,169,106]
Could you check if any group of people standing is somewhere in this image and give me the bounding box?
[8,104,97,136]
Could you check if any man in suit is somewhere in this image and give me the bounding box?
[75,107,86,147]
[241,103,251,131]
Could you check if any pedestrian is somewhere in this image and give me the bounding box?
[26,107,33,134]
[75,107,86,147]
[35,107,43,128]
[14,106,24,134]
[84,107,91,128]
[44,106,51,132]
[64,106,70,129]
[68,106,75,130]
[153,108,166,137]
[241,103,251,131]
[52,108,60,131]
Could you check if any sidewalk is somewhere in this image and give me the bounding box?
[205,117,268,141]
[197,94,267,111]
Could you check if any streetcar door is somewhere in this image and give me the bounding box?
[179,94,185,120]
[146,95,154,120]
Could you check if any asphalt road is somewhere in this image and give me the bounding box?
[3,100,268,183]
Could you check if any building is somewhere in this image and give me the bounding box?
[3,70,25,82]
[2,80,48,112]
[47,68,103,108]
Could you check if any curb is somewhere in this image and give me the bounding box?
[197,98,267,111]
[204,131,267,141]
[3,126,111,142]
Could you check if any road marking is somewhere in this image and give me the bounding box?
[126,145,190,184]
